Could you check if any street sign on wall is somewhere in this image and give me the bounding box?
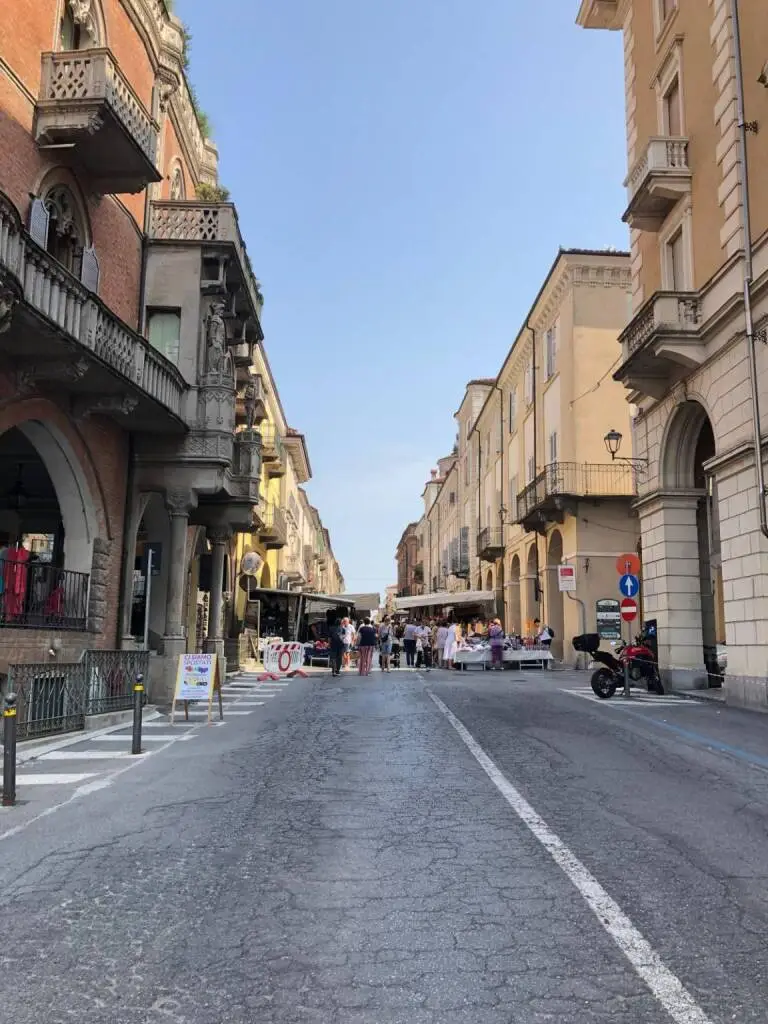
[557,565,576,592]
[596,599,621,641]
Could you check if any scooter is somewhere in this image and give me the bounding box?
[572,632,664,699]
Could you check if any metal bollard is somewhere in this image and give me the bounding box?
[3,692,17,807]
[623,658,631,699]
[131,674,144,755]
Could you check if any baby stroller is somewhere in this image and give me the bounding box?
[391,638,402,669]
[416,642,433,671]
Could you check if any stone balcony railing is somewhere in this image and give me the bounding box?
[149,201,264,326]
[620,291,701,358]
[36,49,160,193]
[230,428,262,502]
[258,503,288,547]
[0,190,185,422]
[616,291,704,398]
[623,137,691,231]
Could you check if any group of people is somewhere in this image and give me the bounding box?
[325,614,554,678]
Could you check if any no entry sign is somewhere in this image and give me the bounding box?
[620,598,638,622]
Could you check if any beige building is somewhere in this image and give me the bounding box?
[578,0,768,703]
[397,252,637,658]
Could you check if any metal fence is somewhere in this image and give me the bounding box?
[517,462,636,522]
[0,563,89,630]
[6,649,150,741]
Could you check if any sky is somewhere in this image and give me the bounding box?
[178,0,628,598]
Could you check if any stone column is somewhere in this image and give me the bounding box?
[156,489,195,705]
[637,490,706,688]
[120,491,150,649]
[204,527,230,670]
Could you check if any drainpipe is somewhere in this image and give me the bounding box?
[492,383,506,625]
[730,0,768,539]
[527,319,541,615]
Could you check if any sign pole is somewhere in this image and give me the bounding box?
[143,547,153,652]
[623,616,631,699]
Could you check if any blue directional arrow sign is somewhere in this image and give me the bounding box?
[619,573,640,598]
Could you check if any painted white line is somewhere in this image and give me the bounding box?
[563,689,696,707]
[427,689,714,1024]
[228,701,265,706]
[183,709,253,717]
[39,749,150,761]
[88,734,179,742]
[17,773,97,786]
[13,711,162,764]
[144,721,194,728]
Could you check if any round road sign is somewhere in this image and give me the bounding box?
[621,598,638,622]
[616,552,641,576]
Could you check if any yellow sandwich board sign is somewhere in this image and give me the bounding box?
[170,653,223,725]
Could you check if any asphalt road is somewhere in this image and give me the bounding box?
[2,666,768,1023]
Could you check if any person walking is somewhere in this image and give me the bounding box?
[378,615,393,672]
[357,618,377,676]
[489,617,505,671]
[435,620,449,669]
[328,618,346,677]
[444,620,458,670]
[402,619,418,668]
[534,618,554,651]
[341,617,355,670]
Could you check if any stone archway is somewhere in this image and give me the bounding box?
[485,568,494,592]
[509,554,521,633]
[525,542,539,632]
[653,399,722,685]
[546,530,565,659]
[0,421,98,575]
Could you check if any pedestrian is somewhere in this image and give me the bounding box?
[341,617,355,670]
[357,617,377,676]
[444,620,458,670]
[378,615,393,672]
[435,620,449,668]
[534,618,553,650]
[403,618,418,668]
[489,617,505,671]
[328,617,346,677]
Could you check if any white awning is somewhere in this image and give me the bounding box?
[394,590,496,611]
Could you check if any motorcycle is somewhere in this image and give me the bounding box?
[572,632,663,699]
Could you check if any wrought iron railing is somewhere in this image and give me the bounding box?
[477,527,504,556]
[516,462,635,522]
[6,649,151,740]
[0,563,89,630]
[84,649,149,716]
[258,502,288,543]
[258,422,286,466]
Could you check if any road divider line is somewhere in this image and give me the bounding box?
[426,688,714,1024]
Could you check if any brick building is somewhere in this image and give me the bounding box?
[0,0,342,712]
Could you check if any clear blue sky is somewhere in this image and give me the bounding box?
[180,1,628,598]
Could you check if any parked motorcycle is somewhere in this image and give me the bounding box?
[572,632,664,699]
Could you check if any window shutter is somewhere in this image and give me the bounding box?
[80,245,100,293]
[28,198,50,248]
[459,527,469,571]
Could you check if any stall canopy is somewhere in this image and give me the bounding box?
[326,592,380,615]
[394,590,496,611]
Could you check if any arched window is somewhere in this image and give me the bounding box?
[59,0,101,51]
[170,167,186,201]
[44,186,84,276]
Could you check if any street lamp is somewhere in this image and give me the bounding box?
[603,429,648,473]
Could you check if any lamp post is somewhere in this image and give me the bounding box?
[603,429,649,475]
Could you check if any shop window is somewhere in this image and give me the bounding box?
[147,309,182,364]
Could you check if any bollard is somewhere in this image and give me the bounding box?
[2,691,17,807]
[623,657,631,699]
[131,674,144,755]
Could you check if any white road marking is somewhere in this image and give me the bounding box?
[91,734,180,742]
[144,721,194,728]
[183,709,253,716]
[16,773,97,786]
[427,689,714,1024]
[227,701,265,706]
[563,688,698,708]
[39,750,150,761]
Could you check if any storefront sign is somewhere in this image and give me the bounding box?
[170,653,223,725]
[596,599,621,641]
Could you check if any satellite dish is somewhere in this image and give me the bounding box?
[241,550,263,577]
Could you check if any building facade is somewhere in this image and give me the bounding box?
[395,522,420,597]
[394,252,637,661]
[0,0,341,706]
[578,0,768,703]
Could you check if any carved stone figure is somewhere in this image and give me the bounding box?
[243,380,256,430]
[205,301,227,375]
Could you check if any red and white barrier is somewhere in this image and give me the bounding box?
[259,641,308,680]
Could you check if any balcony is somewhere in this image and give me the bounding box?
[228,428,262,503]
[477,528,504,563]
[623,138,691,231]
[149,201,264,332]
[616,291,703,399]
[35,50,160,194]
[576,0,621,29]
[0,564,89,631]
[0,190,185,431]
[257,503,287,549]
[259,423,286,477]
[516,462,635,532]
[303,543,315,582]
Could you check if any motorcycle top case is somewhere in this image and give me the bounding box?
[572,633,601,653]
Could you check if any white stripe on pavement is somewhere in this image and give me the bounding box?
[227,701,265,706]
[39,750,150,760]
[183,709,253,716]
[427,689,714,1024]
[90,734,180,742]
[17,773,98,786]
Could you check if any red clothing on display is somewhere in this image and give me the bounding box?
[3,545,29,618]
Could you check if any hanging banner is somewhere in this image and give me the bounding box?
[170,653,224,724]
